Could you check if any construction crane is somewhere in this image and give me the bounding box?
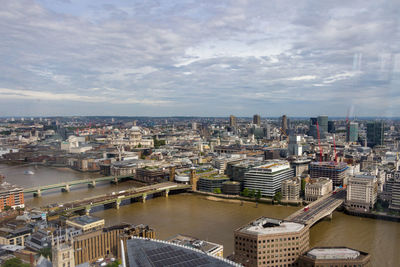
[333,134,338,163]
[279,128,288,139]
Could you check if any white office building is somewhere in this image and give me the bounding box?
[346,174,378,212]
[244,160,293,197]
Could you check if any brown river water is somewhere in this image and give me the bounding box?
[1,163,399,266]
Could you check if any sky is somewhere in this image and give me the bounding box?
[0,0,400,117]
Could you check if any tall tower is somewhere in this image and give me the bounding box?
[52,236,75,267]
[229,115,237,128]
[253,114,261,126]
[169,166,176,182]
[281,115,288,133]
[189,168,198,191]
[346,122,359,142]
[367,121,384,147]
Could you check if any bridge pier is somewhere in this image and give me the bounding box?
[115,199,121,209]
[88,180,96,188]
[110,177,118,184]
[34,189,41,197]
[61,184,70,192]
[85,206,91,215]
[141,193,147,203]
[324,213,333,221]
[163,189,169,198]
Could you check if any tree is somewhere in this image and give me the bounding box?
[255,190,262,201]
[249,189,255,198]
[274,192,282,202]
[106,260,121,267]
[301,179,306,192]
[241,188,249,197]
[2,258,30,267]
[38,247,52,260]
[213,188,222,194]
[4,205,11,211]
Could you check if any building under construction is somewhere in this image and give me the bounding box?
[309,162,348,187]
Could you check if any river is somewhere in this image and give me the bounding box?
[1,164,399,266]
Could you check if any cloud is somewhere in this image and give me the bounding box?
[0,0,399,116]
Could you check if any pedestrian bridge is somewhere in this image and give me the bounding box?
[23,174,135,196]
[286,189,346,227]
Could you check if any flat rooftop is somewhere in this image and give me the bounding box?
[126,238,239,267]
[307,247,361,260]
[253,161,290,173]
[167,234,222,254]
[238,217,304,235]
[310,161,348,170]
[68,215,103,226]
[0,182,23,192]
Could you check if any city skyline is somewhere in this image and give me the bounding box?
[1,1,400,117]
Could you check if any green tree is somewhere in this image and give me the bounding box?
[4,205,11,211]
[213,188,222,194]
[106,260,121,267]
[241,188,249,197]
[274,191,282,202]
[301,179,306,192]
[249,189,255,198]
[2,258,30,267]
[255,190,262,201]
[38,247,52,260]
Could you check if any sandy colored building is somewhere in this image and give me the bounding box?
[234,217,309,267]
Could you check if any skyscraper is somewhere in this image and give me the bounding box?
[229,115,237,128]
[317,115,328,134]
[346,122,359,142]
[367,121,384,147]
[281,115,288,133]
[328,120,335,133]
[253,114,261,126]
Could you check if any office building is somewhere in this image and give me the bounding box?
[288,135,302,156]
[229,115,237,128]
[317,115,328,134]
[298,247,371,267]
[328,121,335,133]
[66,215,105,232]
[253,114,261,126]
[346,174,378,212]
[305,178,333,202]
[0,226,31,246]
[0,181,24,211]
[366,121,384,147]
[197,175,230,192]
[389,176,400,211]
[234,217,309,267]
[167,234,224,257]
[346,122,358,142]
[73,223,155,265]
[222,181,241,195]
[281,115,288,133]
[309,162,348,187]
[244,160,293,197]
[281,177,301,201]
[126,238,240,267]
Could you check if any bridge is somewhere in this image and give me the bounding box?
[45,182,191,215]
[286,189,346,227]
[23,174,136,196]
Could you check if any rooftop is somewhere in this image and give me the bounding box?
[167,234,222,254]
[237,217,304,235]
[126,237,239,267]
[252,160,290,173]
[68,215,103,226]
[306,247,362,260]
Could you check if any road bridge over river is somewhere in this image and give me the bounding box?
[286,189,346,227]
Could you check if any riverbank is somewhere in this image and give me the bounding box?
[344,208,400,222]
[191,190,302,207]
